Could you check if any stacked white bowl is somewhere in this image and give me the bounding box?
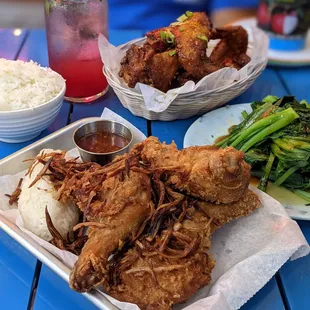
[0,84,65,143]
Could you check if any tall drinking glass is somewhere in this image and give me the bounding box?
[45,0,109,103]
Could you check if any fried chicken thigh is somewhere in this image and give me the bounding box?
[197,189,261,230]
[105,188,260,310]
[107,248,215,310]
[105,188,215,310]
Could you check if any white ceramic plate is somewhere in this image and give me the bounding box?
[231,17,310,67]
[183,104,310,220]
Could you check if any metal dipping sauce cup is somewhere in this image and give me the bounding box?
[73,120,133,166]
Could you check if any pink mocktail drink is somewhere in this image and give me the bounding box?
[45,0,108,102]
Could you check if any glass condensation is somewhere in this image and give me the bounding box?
[45,0,109,103]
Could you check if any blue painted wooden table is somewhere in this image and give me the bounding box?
[0,28,309,310]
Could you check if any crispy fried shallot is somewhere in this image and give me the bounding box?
[5,178,23,205]
[45,207,87,255]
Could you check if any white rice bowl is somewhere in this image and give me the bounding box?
[18,149,80,242]
[0,58,65,111]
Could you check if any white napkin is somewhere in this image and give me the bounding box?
[0,108,309,310]
[99,27,269,113]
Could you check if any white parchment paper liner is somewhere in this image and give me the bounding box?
[0,108,309,310]
[99,26,269,113]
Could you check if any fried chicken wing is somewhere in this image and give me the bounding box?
[146,12,220,80]
[119,44,179,92]
[173,12,221,79]
[210,26,250,68]
[147,51,179,92]
[146,27,171,52]
[119,44,155,88]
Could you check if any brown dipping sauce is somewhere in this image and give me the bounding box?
[77,131,130,153]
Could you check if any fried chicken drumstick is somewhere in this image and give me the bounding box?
[36,137,260,309]
[119,12,250,92]
[136,136,251,204]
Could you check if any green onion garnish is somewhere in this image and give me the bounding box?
[197,35,208,41]
[177,14,188,22]
[186,11,193,17]
[166,30,175,44]
[160,31,166,40]
[169,50,177,56]
[180,27,184,32]
[160,30,175,44]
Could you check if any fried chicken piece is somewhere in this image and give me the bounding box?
[119,44,155,88]
[196,188,261,231]
[147,50,179,92]
[146,12,220,80]
[105,189,260,310]
[174,12,221,79]
[107,249,215,310]
[171,145,251,204]
[69,171,152,292]
[44,136,256,303]
[120,13,251,92]
[176,70,200,86]
[210,26,250,68]
[233,53,251,68]
[146,27,171,52]
[106,202,215,310]
[119,44,179,92]
[136,137,251,204]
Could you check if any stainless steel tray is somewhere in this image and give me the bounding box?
[0,117,118,310]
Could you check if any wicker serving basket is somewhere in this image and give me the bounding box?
[104,32,268,121]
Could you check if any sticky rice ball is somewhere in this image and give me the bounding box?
[18,149,80,242]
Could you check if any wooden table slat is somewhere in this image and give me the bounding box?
[279,249,310,310]
[109,29,142,46]
[34,265,98,310]
[241,277,285,310]
[276,67,310,102]
[0,230,37,309]
[0,28,37,309]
